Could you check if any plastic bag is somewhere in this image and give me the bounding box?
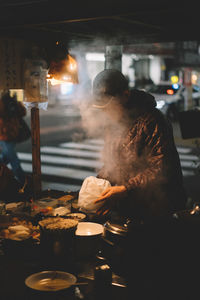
[23,101,48,110]
[78,176,111,213]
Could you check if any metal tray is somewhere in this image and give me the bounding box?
[25,270,77,291]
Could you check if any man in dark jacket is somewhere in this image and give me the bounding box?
[92,69,187,221]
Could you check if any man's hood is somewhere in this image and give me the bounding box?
[128,89,157,111]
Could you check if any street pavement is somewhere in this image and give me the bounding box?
[15,104,200,205]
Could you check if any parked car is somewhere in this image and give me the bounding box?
[192,84,200,107]
[146,82,200,121]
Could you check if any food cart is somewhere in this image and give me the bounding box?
[1,201,200,300]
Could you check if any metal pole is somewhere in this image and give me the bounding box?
[31,105,42,200]
[183,67,193,110]
[105,45,123,71]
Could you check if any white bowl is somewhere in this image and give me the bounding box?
[75,222,104,236]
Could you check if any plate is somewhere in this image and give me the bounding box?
[25,271,77,291]
[75,222,104,236]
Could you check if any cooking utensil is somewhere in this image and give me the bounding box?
[101,219,133,277]
[75,222,104,260]
[25,271,83,292]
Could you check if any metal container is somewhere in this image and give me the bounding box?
[38,217,78,262]
[75,222,104,260]
[104,220,129,240]
[101,219,131,277]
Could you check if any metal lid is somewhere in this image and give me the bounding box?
[104,220,129,236]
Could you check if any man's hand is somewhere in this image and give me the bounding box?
[94,185,127,216]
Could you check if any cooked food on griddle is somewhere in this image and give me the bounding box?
[39,217,78,231]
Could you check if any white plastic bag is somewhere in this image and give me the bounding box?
[78,176,111,213]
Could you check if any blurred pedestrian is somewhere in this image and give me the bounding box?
[0,91,27,190]
[0,163,20,202]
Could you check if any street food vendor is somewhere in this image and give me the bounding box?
[0,91,27,187]
[91,69,187,221]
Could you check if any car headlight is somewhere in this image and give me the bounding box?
[156,100,165,109]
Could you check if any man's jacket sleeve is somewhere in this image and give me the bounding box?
[125,119,167,191]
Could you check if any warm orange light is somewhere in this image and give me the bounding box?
[47,54,78,85]
[191,74,198,84]
[190,205,200,215]
[48,78,65,86]
[68,54,77,71]
[166,89,174,95]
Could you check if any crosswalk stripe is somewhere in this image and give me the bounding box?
[182,170,195,176]
[42,181,81,192]
[84,139,104,145]
[18,152,102,169]
[16,141,199,192]
[176,147,192,154]
[181,161,196,168]
[18,140,103,191]
[21,162,97,180]
[179,154,199,161]
[40,146,101,159]
[60,142,103,151]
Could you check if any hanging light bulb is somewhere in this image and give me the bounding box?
[47,42,78,86]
